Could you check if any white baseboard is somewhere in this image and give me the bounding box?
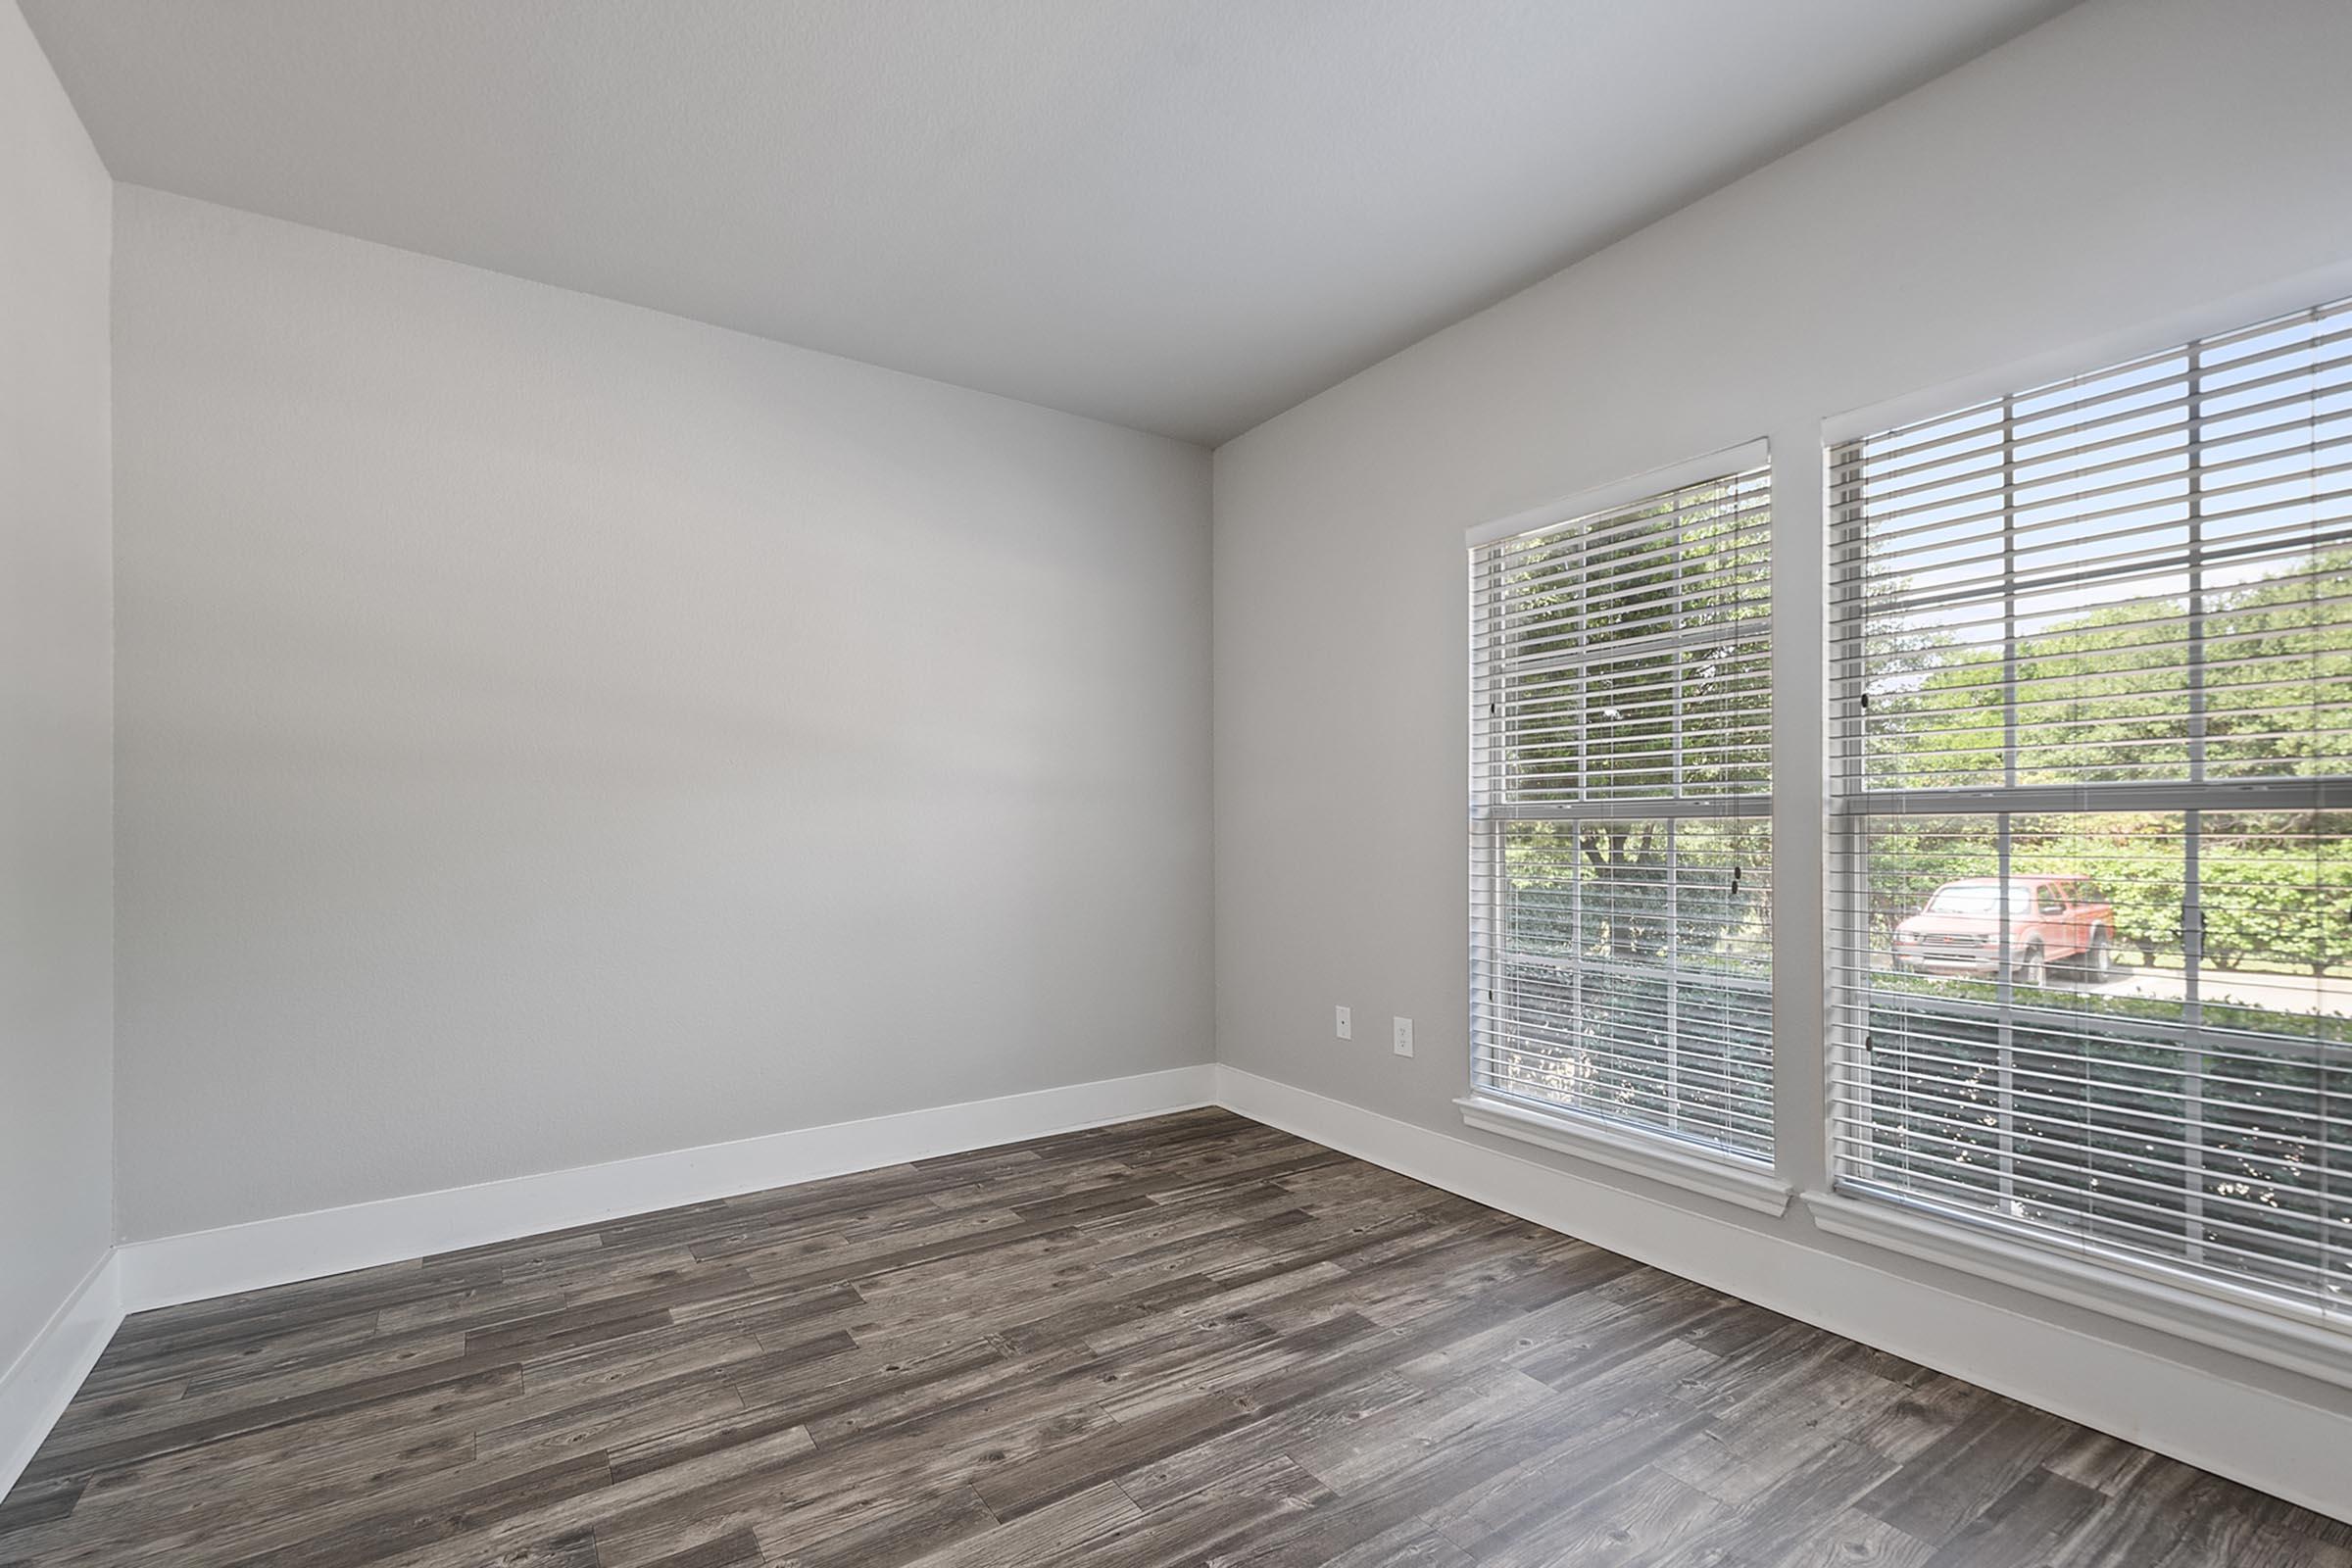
[0,1252,122,1503]
[1211,1064,2352,1528]
[115,1063,1218,1312]
[2,1065,1210,1500]
[16,1058,2346,1532]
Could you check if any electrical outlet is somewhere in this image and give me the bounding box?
[1393,1016,1414,1057]
[1334,1005,1352,1040]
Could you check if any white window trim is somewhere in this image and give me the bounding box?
[1459,1093,1793,1215]
[1813,279,2352,1386]
[1465,438,1780,1200]
[1805,1189,2352,1392]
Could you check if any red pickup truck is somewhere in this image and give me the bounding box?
[1892,875,2116,986]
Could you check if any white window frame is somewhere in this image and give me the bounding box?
[1806,272,2352,1390]
[1461,439,1792,1216]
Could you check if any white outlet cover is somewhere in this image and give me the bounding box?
[1335,1005,1351,1040]
[1393,1016,1414,1056]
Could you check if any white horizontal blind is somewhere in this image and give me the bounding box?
[1471,462,1773,1162]
[1830,297,2352,1327]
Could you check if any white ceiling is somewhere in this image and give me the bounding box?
[22,0,2075,444]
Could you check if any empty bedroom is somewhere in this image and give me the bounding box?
[3,1,2350,1563]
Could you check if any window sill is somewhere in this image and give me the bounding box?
[1804,1189,2352,1392]
[1454,1095,1791,1217]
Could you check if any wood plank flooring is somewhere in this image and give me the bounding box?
[4,1107,2345,1566]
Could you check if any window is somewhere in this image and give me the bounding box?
[1469,455,1773,1175]
[1830,297,2352,1332]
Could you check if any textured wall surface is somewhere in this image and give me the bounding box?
[0,1,114,1377]
[111,188,1211,1238]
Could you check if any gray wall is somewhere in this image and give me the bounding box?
[1213,0,2352,1409]
[111,188,1211,1240]
[0,2,114,1375]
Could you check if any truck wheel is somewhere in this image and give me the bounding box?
[2076,930,2111,983]
[2014,942,2046,990]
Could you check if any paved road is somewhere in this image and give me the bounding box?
[2079,962,2351,1016]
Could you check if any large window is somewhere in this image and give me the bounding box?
[1470,457,1773,1168]
[1830,298,2352,1329]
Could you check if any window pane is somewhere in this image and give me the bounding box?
[1482,471,1771,808]
[1472,460,1773,1166]
[1838,809,2349,1310]
[1831,294,2352,1327]
[1484,817,1772,1156]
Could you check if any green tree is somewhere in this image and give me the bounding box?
[1859,551,2352,975]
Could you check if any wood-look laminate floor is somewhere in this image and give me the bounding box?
[4,1109,2345,1568]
